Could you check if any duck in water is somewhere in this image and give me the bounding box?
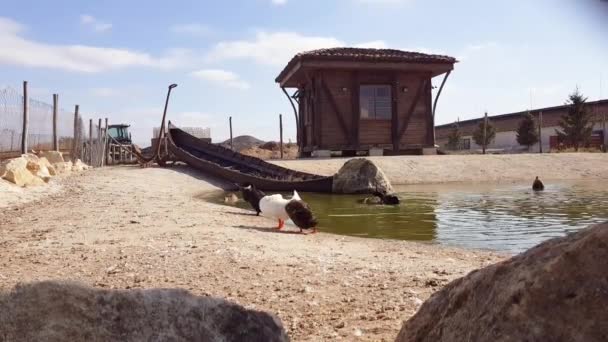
[359,190,400,205]
[532,176,544,191]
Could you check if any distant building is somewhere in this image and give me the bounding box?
[276,47,457,157]
[435,99,608,152]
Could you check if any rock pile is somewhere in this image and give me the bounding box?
[396,222,608,342]
[0,151,90,187]
[0,281,289,342]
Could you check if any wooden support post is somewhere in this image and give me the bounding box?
[97,118,102,167]
[229,116,233,150]
[21,81,29,154]
[52,94,59,151]
[102,118,108,166]
[89,119,93,165]
[538,111,543,154]
[483,112,488,155]
[72,105,79,161]
[279,114,284,159]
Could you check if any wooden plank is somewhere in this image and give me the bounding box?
[398,78,428,141]
[425,80,434,146]
[391,74,399,151]
[279,114,283,159]
[320,78,351,144]
[350,71,360,147]
[303,60,453,77]
[313,75,322,147]
[278,61,302,87]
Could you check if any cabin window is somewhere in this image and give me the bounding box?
[462,138,471,150]
[360,85,392,120]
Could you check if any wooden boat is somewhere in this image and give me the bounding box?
[166,122,334,192]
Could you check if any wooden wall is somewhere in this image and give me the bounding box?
[299,68,433,152]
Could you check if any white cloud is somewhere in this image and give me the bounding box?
[191,69,250,90]
[0,17,190,72]
[80,14,112,33]
[170,23,212,36]
[207,31,348,66]
[271,0,288,5]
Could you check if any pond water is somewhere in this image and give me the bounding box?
[203,180,608,253]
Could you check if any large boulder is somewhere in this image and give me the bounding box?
[0,157,45,187]
[396,223,608,342]
[22,154,53,182]
[0,281,289,342]
[38,150,65,164]
[332,158,394,194]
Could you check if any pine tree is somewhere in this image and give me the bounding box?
[556,88,593,151]
[472,114,496,154]
[446,122,462,150]
[516,112,539,151]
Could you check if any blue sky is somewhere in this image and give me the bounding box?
[0,0,606,145]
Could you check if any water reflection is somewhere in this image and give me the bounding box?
[204,180,608,253]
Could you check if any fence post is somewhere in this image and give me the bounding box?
[482,111,488,155]
[97,118,102,167]
[102,118,108,167]
[279,114,283,159]
[21,81,29,154]
[229,116,233,150]
[538,111,543,154]
[72,105,79,161]
[89,119,93,165]
[52,94,59,151]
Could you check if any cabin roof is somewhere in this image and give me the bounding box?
[276,47,457,85]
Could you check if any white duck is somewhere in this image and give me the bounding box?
[259,190,302,229]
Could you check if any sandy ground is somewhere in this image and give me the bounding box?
[0,165,505,341]
[2,153,605,340]
[0,178,63,209]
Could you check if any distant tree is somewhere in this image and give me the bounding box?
[446,122,462,150]
[556,88,593,151]
[472,113,496,154]
[516,112,539,151]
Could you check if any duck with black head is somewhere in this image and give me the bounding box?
[532,176,544,191]
[238,183,266,216]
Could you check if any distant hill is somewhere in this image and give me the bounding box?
[220,135,265,152]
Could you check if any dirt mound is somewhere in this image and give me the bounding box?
[396,222,608,342]
[220,135,265,152]
[0,280,288,342]
[241,144,299,160]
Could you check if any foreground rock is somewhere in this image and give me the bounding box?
[0,156,45,187]
[0,281,289,342]
[396,223,608,342]
[332,158,394,194]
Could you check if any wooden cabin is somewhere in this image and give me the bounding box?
[276,48,457,156]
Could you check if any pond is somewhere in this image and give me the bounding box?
[203,180,608,253]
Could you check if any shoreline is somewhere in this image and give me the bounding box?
[0,165,506,341]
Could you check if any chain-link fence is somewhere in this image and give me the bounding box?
[0,87,24,159]
[0,83,107,165]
